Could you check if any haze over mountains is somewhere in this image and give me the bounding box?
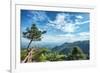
[52,40,89,55]
[22,40,89,56]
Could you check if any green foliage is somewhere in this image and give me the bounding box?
[21,23,89,62]
[21,49,27,61]
[21,46,88,62]
[23,24,41,41]
[23,23,46,49]
[67,46,87,60]
[31,48,49,62]
[46,52,58,61]
[46,52,67,61]
[37,53,47,62]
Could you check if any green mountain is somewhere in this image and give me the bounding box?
[52,40,89,55]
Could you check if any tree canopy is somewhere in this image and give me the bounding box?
[67,46,87,60]
[23,23,46,49]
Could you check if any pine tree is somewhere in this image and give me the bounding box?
[67,46,87,60]
[23,23,46,51]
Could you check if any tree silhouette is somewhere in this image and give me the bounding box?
[23,23,46,51]
[67,46,87,60]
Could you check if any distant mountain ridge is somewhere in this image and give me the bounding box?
[52,40,89,55]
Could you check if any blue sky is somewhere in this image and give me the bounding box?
[21,10,90,48]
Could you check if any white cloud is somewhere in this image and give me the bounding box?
[76,15,83,19]
[62,23,80,32]
[81,21,89,24]
[41,32,89,43]
[75,15,89,25]
[57,33,88,43]
[29,11,49,22]
[47,13,78,33]
[75,20,89,25]
[47,13,89,33]
[79,32,89,36]
[27,11,89,33]
[22,31,89,47]
[58,33,75,37]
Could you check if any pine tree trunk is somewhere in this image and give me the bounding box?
[27,39,33,51]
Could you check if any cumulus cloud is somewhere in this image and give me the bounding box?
[47,13,76,33]
[76,15,83,19]
[28,11,49,23]
[26,11,89,33]
[21,10,90,48]
[47,13,89,33]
